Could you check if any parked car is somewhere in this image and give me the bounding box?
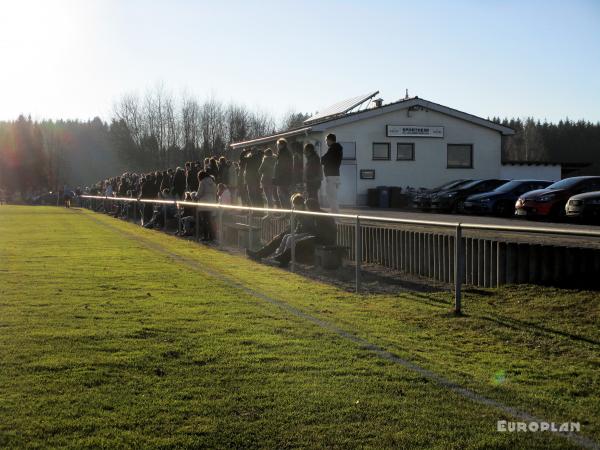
[430,179,509,213]
[565,191,600,222]
[462,179,552,216]
[413,179,470,210]
[515,176,600,219]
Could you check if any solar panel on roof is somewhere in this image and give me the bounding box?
[304,91,379,124]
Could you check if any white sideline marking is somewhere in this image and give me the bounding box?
[82,210,599,450]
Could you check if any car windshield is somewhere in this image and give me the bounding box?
[546,178,587,190]
[492,180,528,193]
[455,179,482,190]
[433,179,466,191]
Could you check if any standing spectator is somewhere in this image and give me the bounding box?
[228,161,239,204]
[321,133,343,213]
[217,156,229,184]
[244,148,263,207]
[172,167,187,199]
[196,171,216,241]
[258,148,276,209]
[217,183,232,205]
[186,162,199,192]
[238,149,251,206]
[138,174,155,225]
[273,138,293,209]
[292,144,304,195]
[303,143,322,205]
[207,158,219,179]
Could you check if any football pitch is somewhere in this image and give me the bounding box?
[1,206,599,449]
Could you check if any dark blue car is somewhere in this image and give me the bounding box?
[462,179,553,216]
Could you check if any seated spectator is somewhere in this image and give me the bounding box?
[245,193,312,266]
[246,196,337,267]
[177,192,197,236]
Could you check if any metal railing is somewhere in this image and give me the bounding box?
[80,194,600,314]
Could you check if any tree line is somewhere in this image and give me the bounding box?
[1,89,599,195]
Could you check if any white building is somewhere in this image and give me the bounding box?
[231,92,561,207]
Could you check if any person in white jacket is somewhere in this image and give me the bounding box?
[196,171,216,241]
[217,183,232,205]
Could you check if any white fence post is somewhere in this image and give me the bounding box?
[355,216,361,293]
[454,223,463,315]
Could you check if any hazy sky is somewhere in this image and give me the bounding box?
[0,0,599,123]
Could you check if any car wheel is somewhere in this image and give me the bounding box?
[494,201,511,217]
[549,203,567,222]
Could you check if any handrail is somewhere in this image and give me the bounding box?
[80,194,600,238]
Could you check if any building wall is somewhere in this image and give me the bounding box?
[313,107,502,205]
[499,164,561,181]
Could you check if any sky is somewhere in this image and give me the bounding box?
[0,0,599,123]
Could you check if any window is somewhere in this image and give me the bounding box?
[372,143,390,160]
[396,143,415,160]
[360,169,375,179]
[447,144,473,168]
[340,141,356,160]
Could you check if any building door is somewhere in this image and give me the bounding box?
[338,142,357,206]
[338,162,357,206]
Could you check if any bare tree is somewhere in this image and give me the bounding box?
[225,103,250,147]
[113,93,143,146]
[200,95,225,156]
[180,93,201,160]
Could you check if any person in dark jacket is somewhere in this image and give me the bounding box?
[238,149,251,206]
[243,148,263,207]
[138,174,155,225]
[272,138,293,209]
[292,144,304,193]
[258,148,276,208]
[186,163,199,192]
[303,143,322,205]
[321,133,343,213]
[217,156,228,185]
[172,167,187,199]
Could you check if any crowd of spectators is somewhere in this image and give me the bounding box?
[84,136,342,263]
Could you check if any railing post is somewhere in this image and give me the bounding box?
[355,216,362,293]
[218,208,224,249]
[133,200,138,223]
[290,210,296,273]
[162,203,168,230]
[247,210,253,250]
[454,223,463,315]
[195,207,200,241]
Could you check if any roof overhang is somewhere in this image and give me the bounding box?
[310,97,515,136]
[230,126,312,150]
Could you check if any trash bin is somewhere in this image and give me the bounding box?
[390,187,405,208]
[367,189,379,207]
[377,186,390,208]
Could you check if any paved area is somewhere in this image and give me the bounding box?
[339,207,600,248]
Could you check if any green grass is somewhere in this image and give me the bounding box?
[0,205,598,449]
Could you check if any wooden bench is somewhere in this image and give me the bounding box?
[223,222,261,250]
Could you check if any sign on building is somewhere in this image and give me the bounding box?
[386,125,444,138]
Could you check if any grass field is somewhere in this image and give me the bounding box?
[1,206,599,449]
